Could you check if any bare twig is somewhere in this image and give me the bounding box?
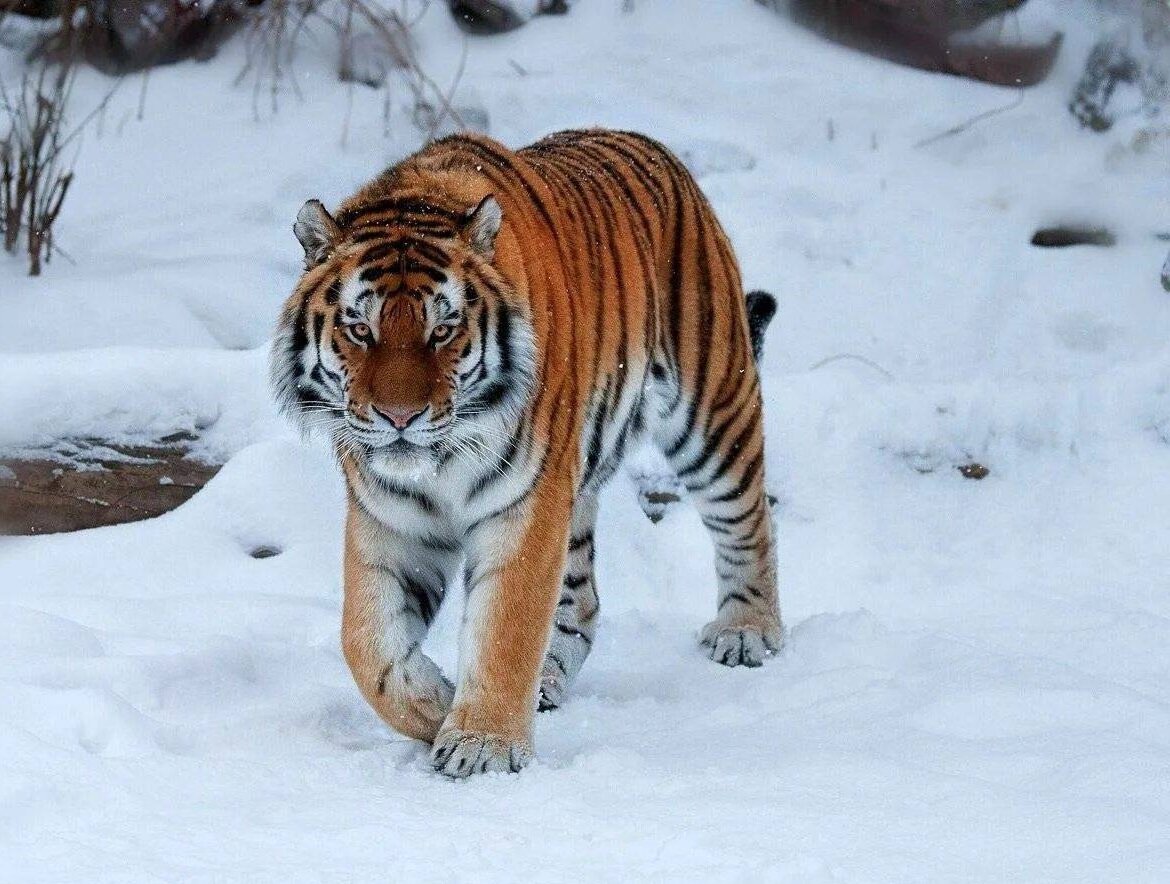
[914,91,1025,149]
[807,353,895,381]
[235,0,453,138]
[420,32,468,140]
[2,58,117,276]
[136,67,150,121]
[1,63,75,274]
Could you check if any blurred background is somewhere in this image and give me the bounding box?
[1,1,1168,880]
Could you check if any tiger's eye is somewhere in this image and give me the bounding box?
[432,325,453,342]
[350,322,370,339]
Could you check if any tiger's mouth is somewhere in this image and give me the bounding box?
[361,435,443,473]
[343,416,445,453]
[379,438,425,455]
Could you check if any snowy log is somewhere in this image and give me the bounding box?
[780,0,1061,86]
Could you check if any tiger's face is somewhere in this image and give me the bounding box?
[271,194,536,469]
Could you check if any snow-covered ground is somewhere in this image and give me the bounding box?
[3,1,1170,879]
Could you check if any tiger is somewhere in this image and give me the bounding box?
[271,129,782,778]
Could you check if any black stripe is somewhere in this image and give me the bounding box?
[464,473,539,535]
[704,506,754,527]
[664,401,699,458]
[707,451,763,504]
[676,406,751,479]
[568,531,593,552]
[587,133,670,214]
[717,551,752,567]
[357,464,441,515]
[446,137,561,237]
[717,540,759,552]
[580,380,613,488]
[685,181,716,424]
[465,428,522,503]
[718,592,751,610]
[566,141,659,247]
[340,196,463,226]
[401,571,442,624]
[728,507,768,545]
[416,532,460,553]
[495,301,513,376]
[464,378,513,412]
[287,295,311,363]
[705,419,756,486]
[664,160,687,372]
[359,264,392,284]
[358,243,398,264]
[410,238,453,267]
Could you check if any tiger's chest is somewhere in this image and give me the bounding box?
[349,444,540,541]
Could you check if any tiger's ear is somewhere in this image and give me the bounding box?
[294,199,341,269]
[463,195,502,259]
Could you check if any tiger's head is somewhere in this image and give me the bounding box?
[271,191,536,469]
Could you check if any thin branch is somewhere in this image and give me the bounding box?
[914,91,1025,149]
[0,56,101,275]
[423,32,468,140]
[807,353,895,381]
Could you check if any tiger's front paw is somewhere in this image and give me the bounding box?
[700,619,782,668]
[430,728,532,778]
[403,666,456,742]
[376,652,455,743]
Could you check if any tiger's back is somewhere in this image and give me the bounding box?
[414,129,761,497]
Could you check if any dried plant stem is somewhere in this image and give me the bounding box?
[236,0,463,138]
[2,59,116,276]
[914,91,1025,149]
[807,353,895,381]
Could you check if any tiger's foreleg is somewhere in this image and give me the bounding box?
[538,492,600,711]
[431,471,572,777]
[342,503,457,742]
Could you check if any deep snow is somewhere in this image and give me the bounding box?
[2,1,1169,880]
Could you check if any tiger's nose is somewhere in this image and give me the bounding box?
[373,405,423,430]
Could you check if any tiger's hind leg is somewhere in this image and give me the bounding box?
[657,379,782,667]
[538,493,600,710]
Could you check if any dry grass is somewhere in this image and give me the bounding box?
[0,0,459,278]
[1,62,76,275]
[235,0,465,136]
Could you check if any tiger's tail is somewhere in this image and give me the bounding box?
[745,290,776,363]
